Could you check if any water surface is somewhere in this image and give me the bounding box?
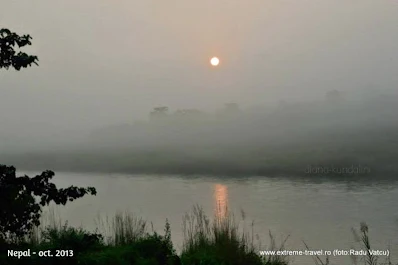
[26,172,398,265]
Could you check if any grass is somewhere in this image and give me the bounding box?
[301,222,397,265]
[94,211,148,246]
[0,207,396,265]
[181,205,288,265]
[350,222,395,265]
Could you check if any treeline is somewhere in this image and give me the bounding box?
[2,91,398,177]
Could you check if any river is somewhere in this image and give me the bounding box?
[25,172,398,265]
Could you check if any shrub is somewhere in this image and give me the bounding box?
[40,224,104,252]
[181,205,287,265]
[0,165,96,240]
[78,220,180,265]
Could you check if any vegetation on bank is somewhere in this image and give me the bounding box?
[1,209,396,265]
[0,165,96,239]
[0,208,289,265]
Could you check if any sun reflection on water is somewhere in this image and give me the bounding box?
[214,184,228,220]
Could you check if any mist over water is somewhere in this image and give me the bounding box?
[2,94,398,176]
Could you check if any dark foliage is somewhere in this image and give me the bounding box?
[0,28,39,70]
[0,226,181,265]
[0,165,96,239]
[40,225,104,253]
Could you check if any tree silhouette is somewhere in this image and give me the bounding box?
[0,165,97,239]
[0,28,39,71]
[1,30,96,240]
[150,106,169,121]
[174,109,202,116]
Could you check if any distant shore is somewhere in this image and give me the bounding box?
[2,152,397,179]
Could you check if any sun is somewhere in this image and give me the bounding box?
[210,57,220,66]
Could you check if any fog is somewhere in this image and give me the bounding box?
[1,0,398,175]
[2,94,398,176]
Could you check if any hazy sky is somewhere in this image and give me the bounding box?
[1,0,397,135]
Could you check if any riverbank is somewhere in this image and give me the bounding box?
[2,145,398,178]
[1,207,288,265]
[1,207,395,265]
